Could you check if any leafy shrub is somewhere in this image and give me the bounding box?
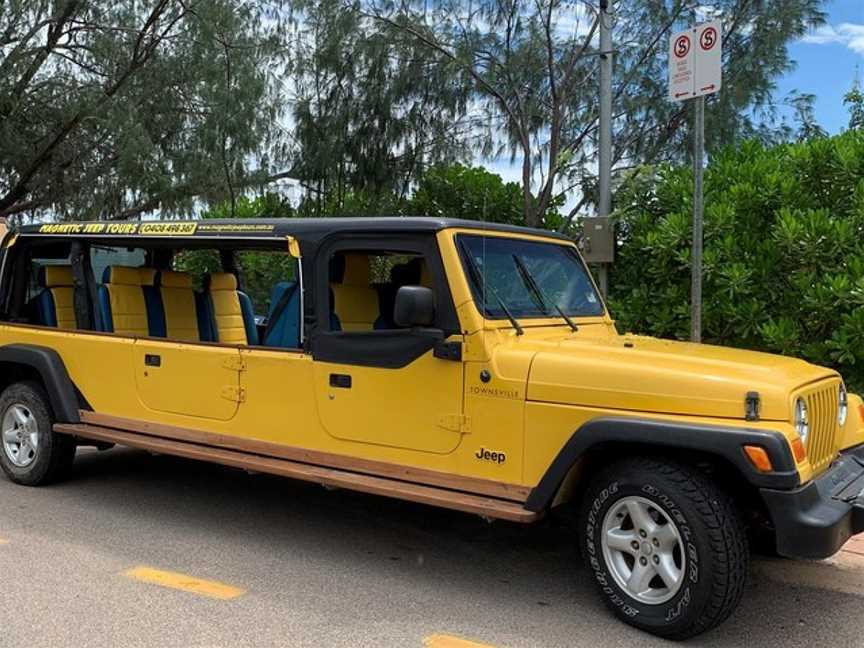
[609,131,864,389]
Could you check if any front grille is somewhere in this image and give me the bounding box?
[804,383,841,474]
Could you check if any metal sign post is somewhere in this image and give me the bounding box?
[669,21,722,343]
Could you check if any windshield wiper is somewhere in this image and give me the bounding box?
[458,239,523,335]
[511,254,578,332]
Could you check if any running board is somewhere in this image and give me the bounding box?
[54,423,540,524]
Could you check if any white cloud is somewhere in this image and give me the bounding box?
[801,23,864,56]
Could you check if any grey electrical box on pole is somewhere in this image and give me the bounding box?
[669,21,722,343]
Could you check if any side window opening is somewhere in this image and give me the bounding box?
[13,239,303,350]
[328,250,432,332]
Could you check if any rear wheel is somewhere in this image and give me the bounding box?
[0,381,75,485]
[578,457,748,640]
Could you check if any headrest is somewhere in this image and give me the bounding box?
[206,272,237,291]
[39,265,73,288]
[419,260,433,287]
[390,258,423,286]
[102,265,145,286]
[329,254,346,283]
[138,268,157,286]
[158,270,193,289]
[342,253,370,286]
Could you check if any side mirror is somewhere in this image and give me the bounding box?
[394,285,435,327]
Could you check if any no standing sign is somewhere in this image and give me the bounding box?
[669,21,722,102]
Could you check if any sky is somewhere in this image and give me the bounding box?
[776,0,864,134]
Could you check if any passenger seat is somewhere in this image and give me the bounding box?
[201,273,258,345]
[156,270,200,341]
[261,281,300,348]
[329,253,379,331]
[98,266,154,337]
[34,265,76,328]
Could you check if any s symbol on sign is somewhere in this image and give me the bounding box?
[674,35,690,58]
[700,27,717,51]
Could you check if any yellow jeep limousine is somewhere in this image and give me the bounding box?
[0,217,861,639]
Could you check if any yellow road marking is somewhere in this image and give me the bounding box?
[0,538,7,545]
[424,634,498,648]
[122,566,245,600]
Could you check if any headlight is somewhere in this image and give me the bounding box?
[794,397,809,444]
[839,383,848,426]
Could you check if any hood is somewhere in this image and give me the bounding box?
[524,333,837,421]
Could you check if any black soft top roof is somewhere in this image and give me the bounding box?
[17,216,570,245]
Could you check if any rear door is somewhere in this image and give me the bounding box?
[133,339,242,421]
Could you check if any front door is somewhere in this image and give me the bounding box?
[133,339,242,421]
[310,238,466,455]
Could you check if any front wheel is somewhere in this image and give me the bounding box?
[0,381,76,486]
[578,457,748,640]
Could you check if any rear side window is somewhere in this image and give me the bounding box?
[90,246,146,284]
[235,251,298,316]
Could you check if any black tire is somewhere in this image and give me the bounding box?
[578,457,748,640]
[0,381,75,486]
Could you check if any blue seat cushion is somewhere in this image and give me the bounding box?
[262,281,300,348]
[238,291,259,345]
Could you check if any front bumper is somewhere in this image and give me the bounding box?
[760,444,864,559]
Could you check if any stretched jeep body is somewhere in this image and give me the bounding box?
[0,217,860,639]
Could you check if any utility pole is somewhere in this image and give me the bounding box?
[690,96,705,343]
[597,0,612,297]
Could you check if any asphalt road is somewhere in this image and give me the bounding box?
[0,447,862,648]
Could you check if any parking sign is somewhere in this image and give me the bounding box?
[669,21,722,101]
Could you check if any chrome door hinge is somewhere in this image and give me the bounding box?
[223,356,247,372]
[438,414,470,434]
[221,386,246,403]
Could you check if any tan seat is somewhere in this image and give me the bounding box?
[157,271,200,341]
[34,266,76,328]
[330,253,379,331]
[98,266,152,336]
[202,273,258,345]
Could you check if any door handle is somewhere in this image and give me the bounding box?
[144,354,161,367]
[329,373,352,389]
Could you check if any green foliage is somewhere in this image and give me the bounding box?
[609,131,864,389]
[409,163,564,227]
[291,0,471,216]
[369,0,826,227]
[410,164,524,224]
[846,77,864,132]
[200,194,295,220]
[0,0,287,220]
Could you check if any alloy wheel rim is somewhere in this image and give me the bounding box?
[2,404,39,468]
[601,495,686,605]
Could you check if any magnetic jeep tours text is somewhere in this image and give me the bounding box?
[0,216,861,640]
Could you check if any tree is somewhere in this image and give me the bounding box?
[846,75,864,132]
[608,131,864,389]
[0,0,289,221]
[290,0,475,217]
[362,0,826,229]
[409,163,563,225]
[790,92,828,141]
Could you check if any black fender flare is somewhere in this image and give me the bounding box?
[524,416,799,512]
[0,344,82,423]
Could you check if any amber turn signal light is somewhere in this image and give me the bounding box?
[790,437,807,463]
[743,445,773,473]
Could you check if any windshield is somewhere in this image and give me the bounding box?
[458,234,604,319]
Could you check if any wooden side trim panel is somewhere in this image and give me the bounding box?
[79,410,531,502]
[55,423,539,524]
